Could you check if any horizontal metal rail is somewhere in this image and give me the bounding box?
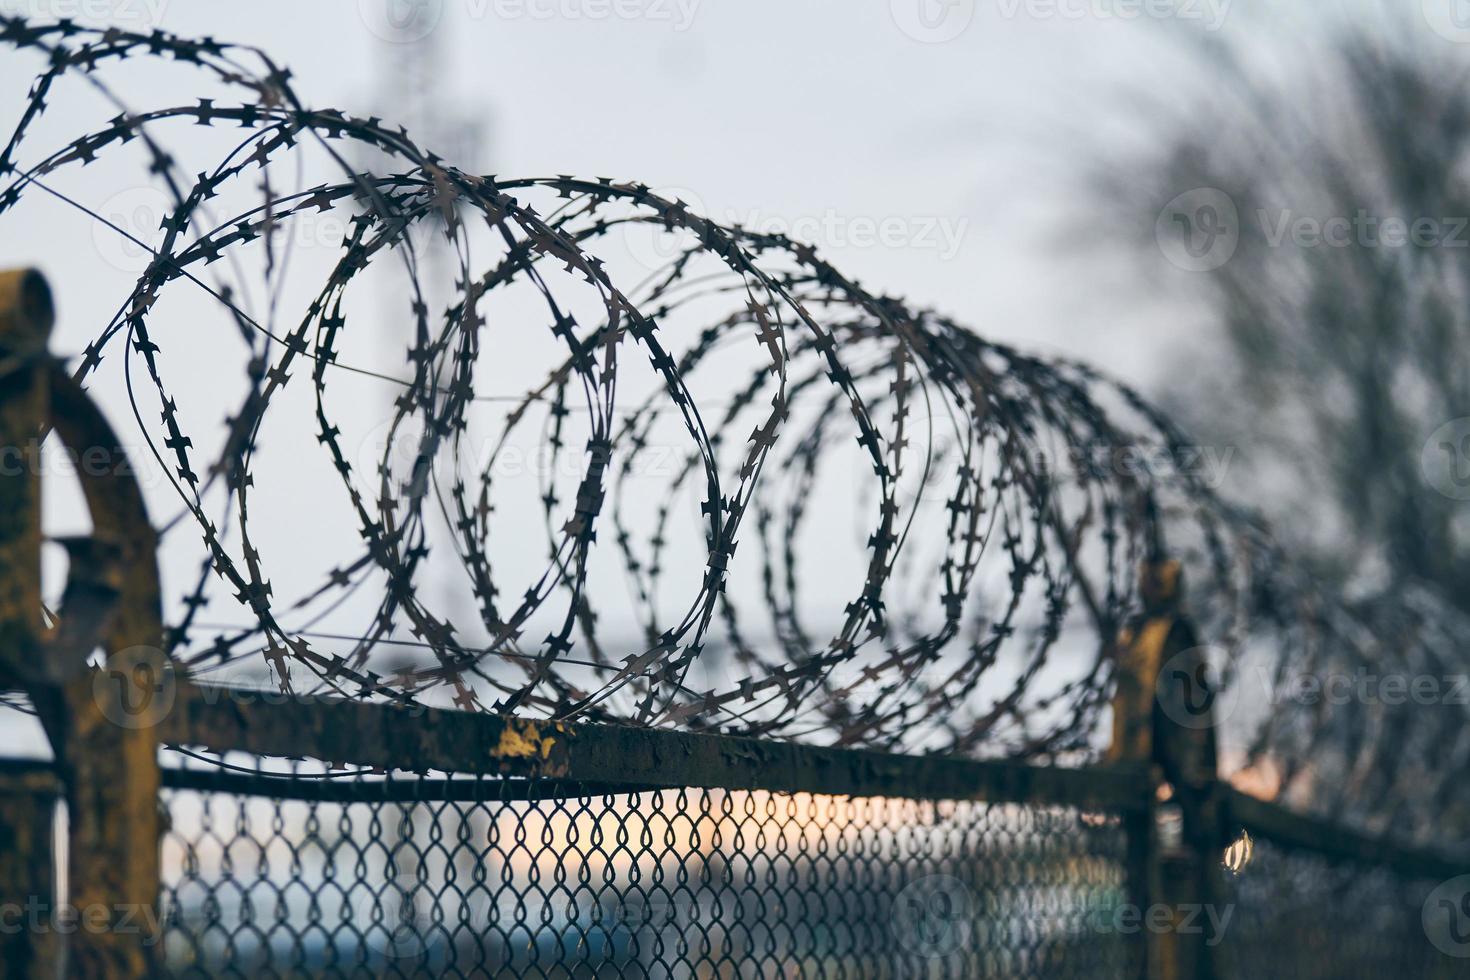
[9,685,1470,885]
[1222,787,1470,883]
[0,757,61,790]
[154,684,1470,883]
[157,681,1153,811]
[159,767,666,802]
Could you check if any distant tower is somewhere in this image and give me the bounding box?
[367,6,490,666]
[370,6,489,292]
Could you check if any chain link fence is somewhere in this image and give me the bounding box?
[0,727,1467,976]
[157,753,1136,978]
[1220,836,1462,980]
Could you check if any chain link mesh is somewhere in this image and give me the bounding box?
[154,751,1470,977]
[157,754,1135,978]
[1220,837,1463,979]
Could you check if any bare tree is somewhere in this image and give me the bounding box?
[1094,13,1470,610]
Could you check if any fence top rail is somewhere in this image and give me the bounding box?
[157,681,1150,812]
[157,766,668,803]
[1222,787,1470,883]
[153,683,1470,878]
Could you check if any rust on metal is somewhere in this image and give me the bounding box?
[0,268,50,693]
[1108,558,1185,767]
[159,680,1152,810]
[0,764,59,979]
[0,267,163,978]
[1107,560,1222,980]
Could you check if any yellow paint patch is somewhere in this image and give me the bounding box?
[494,720,557,760]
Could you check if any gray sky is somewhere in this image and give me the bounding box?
[2,1,1413,376]
[1,0,1221,367]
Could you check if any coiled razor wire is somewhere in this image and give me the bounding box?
[3,17,1469,849]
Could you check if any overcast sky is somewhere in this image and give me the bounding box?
[0,0,1252,366]
[3,1,1419,374]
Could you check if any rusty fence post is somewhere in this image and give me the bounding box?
[0,268,163,978]
[0,270,49,707]
[0,764,61,978]
[1109,560,1225,980]
[0,269,59,980]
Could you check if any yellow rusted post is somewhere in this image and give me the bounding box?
[0,268,162,978]
[0,269,50,693]
[1110,560,1222,980]
[0,765,61,978]
[0,270,59,979]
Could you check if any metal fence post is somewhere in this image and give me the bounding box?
[0,271,59,979]
[1110,559,1224,980]
[0,269,49,716]
[0,765,60,978]
[0,268,162,978]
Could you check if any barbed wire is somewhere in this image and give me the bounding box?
[3,17,1468,847]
